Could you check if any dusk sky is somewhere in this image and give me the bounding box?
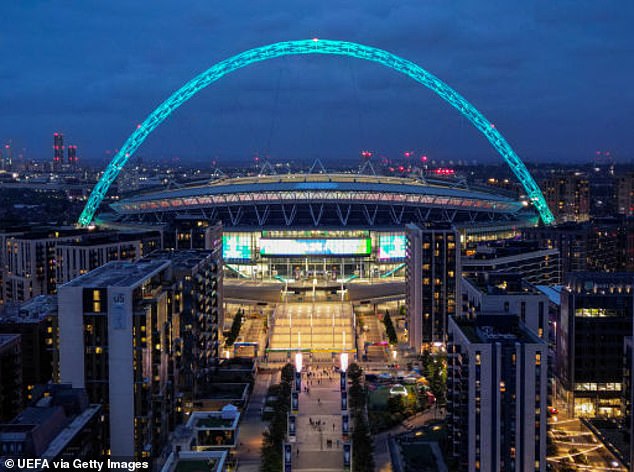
[2,1,633,165]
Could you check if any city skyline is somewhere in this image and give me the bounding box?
[2,1,633,163]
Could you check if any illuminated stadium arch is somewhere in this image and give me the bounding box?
[78,39,554,226]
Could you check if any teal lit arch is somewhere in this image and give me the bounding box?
[78,39,554,225]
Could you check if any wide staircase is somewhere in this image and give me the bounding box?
[268,302,355,362]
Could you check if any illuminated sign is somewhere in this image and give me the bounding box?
[260,239,371,256]
[378,234,406,260]
[223,234,252,260]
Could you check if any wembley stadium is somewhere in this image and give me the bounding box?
[100,172,538,280]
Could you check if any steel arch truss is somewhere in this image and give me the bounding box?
[78,39,554,226]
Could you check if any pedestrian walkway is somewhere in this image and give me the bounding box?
[235,371,276,472]
[294,368,343,471]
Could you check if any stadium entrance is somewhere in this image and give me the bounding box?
[223,229,406,281]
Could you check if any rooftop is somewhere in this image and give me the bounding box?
[464,272,544,296]
[463,240,558,262]
[565,272,634,294]
[112,172,525,217]
[454,315,542,345]
[56,230,160,247]
[0,334,20,347]
[41,405,101,460]
[124,173,515,203]
[143,249,214,269]
[0,295,57,323]
[535,285,562,306]
[63,259,170,289]
[186,409,240,431]
[160,450,227,472]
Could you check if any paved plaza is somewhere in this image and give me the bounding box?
[293,369,344,471]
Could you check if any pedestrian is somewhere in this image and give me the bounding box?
[332,423,335,431]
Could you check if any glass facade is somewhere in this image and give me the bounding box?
[223,230,406,280]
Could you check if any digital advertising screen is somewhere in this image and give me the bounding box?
[377,234,406,260]
[260,238,372,257]
[222,234,252,260]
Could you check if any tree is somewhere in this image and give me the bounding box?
[281,362,295,385]
[387,395,404,414]
[352,414,375,472]
[348,363,363,384]
[429,359,447,407]
[225,308,244,346]
[259,363,294,470]
[383,310,398,345]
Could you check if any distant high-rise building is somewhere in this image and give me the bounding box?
[540,172,590,223]
[523,221,619,274]
[406,223,459,352]
[67,145,78,167]
[53,133,64,171]
[558,273,633,416]
[1,143,13,171]
[447,315,548,472]
[617,173,634,217]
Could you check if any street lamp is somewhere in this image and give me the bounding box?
[340,351,348,392]
[295,351,303,373]
[295,351,303,392]
[340,352,349,373]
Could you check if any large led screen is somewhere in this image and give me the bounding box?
[378,234,406,260]
[260,239,371,257]
[223,234,252,260]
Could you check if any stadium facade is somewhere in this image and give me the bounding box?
[101,172,538,281]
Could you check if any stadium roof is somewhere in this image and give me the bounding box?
[105,173,535,229]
